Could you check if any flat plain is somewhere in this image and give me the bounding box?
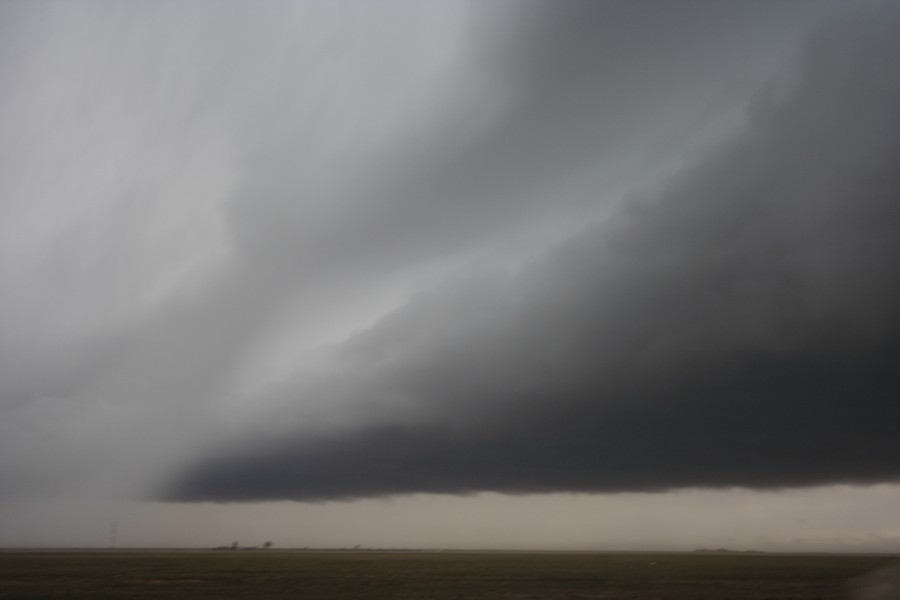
[0,549,896,599]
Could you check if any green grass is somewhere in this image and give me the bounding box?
[0,550,895,599]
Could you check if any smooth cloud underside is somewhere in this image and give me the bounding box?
[168,8,900,502]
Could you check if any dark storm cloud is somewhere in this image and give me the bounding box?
[169,6,900,501]
[223,1,825,281]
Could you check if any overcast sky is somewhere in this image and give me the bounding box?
[2,0,899,551]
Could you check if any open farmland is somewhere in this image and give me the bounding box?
[0,550,895,599]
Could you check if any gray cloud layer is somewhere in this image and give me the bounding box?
[3,1,894,508]
[168,5,900,501]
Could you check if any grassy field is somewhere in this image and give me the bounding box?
[0,549,896,599]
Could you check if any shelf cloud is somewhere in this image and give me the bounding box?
[166,4,900,501]
[2,0,897,527]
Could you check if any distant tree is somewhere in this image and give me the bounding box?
[263,541,274,549]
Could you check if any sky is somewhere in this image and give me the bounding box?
[1,0,899,551]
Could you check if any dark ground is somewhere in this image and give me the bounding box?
[0,549,896,599]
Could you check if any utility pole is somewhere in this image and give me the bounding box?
[109,521,118,548]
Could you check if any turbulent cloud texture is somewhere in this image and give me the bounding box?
[1,0,897,515]
[169,6,900,501]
